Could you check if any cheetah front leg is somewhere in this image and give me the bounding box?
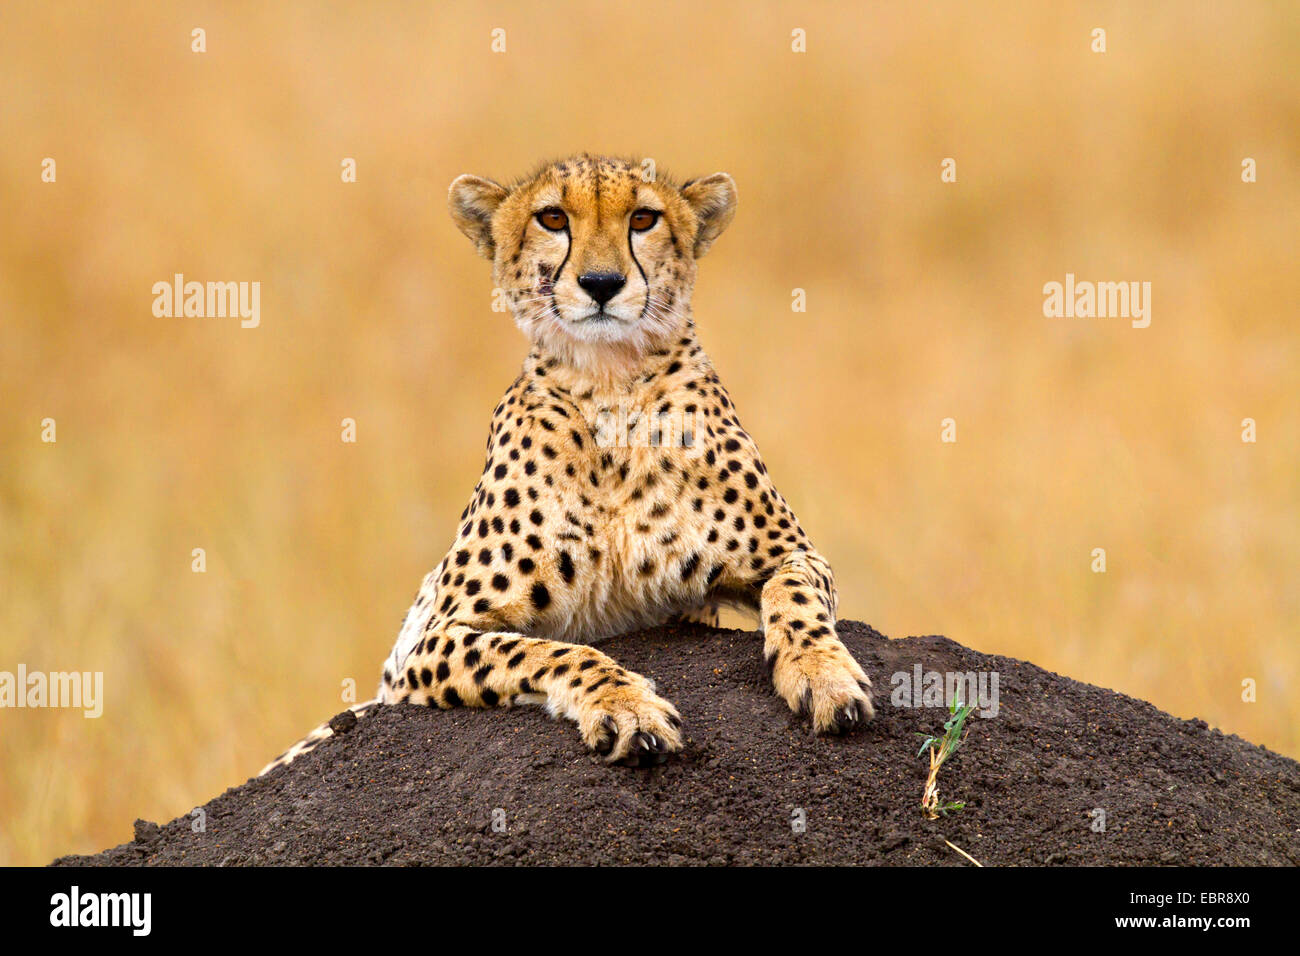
[759,549,874,734]
[395,621,683,765]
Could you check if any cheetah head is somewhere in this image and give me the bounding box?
[448,155,737,373]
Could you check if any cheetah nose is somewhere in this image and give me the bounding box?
[577,271,626,306]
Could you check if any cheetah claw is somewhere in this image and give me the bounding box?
[579,684,684,766]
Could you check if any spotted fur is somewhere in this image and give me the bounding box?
[261,154,872,774]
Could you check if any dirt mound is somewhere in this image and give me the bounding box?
[52,622,1300,866]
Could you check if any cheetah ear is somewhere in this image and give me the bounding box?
[681,172,737,257]
[449,174,508,259]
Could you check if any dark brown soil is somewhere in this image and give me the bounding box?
[52,622,1300,866]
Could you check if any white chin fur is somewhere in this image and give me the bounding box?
[515,302,681,373]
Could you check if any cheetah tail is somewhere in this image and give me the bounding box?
[257,697,383,777]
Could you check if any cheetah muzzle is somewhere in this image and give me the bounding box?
[261,154,873,774]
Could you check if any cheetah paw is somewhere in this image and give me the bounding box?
[770,641,874,735]
[578,681,684,766]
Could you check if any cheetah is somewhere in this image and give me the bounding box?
[261,154,873,773]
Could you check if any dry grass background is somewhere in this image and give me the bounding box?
[1,1,1296,865]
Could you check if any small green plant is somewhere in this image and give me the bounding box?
[916,694,977,819]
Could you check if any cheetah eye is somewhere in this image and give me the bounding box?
[536,208,568,231]
[629,209,660,232]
